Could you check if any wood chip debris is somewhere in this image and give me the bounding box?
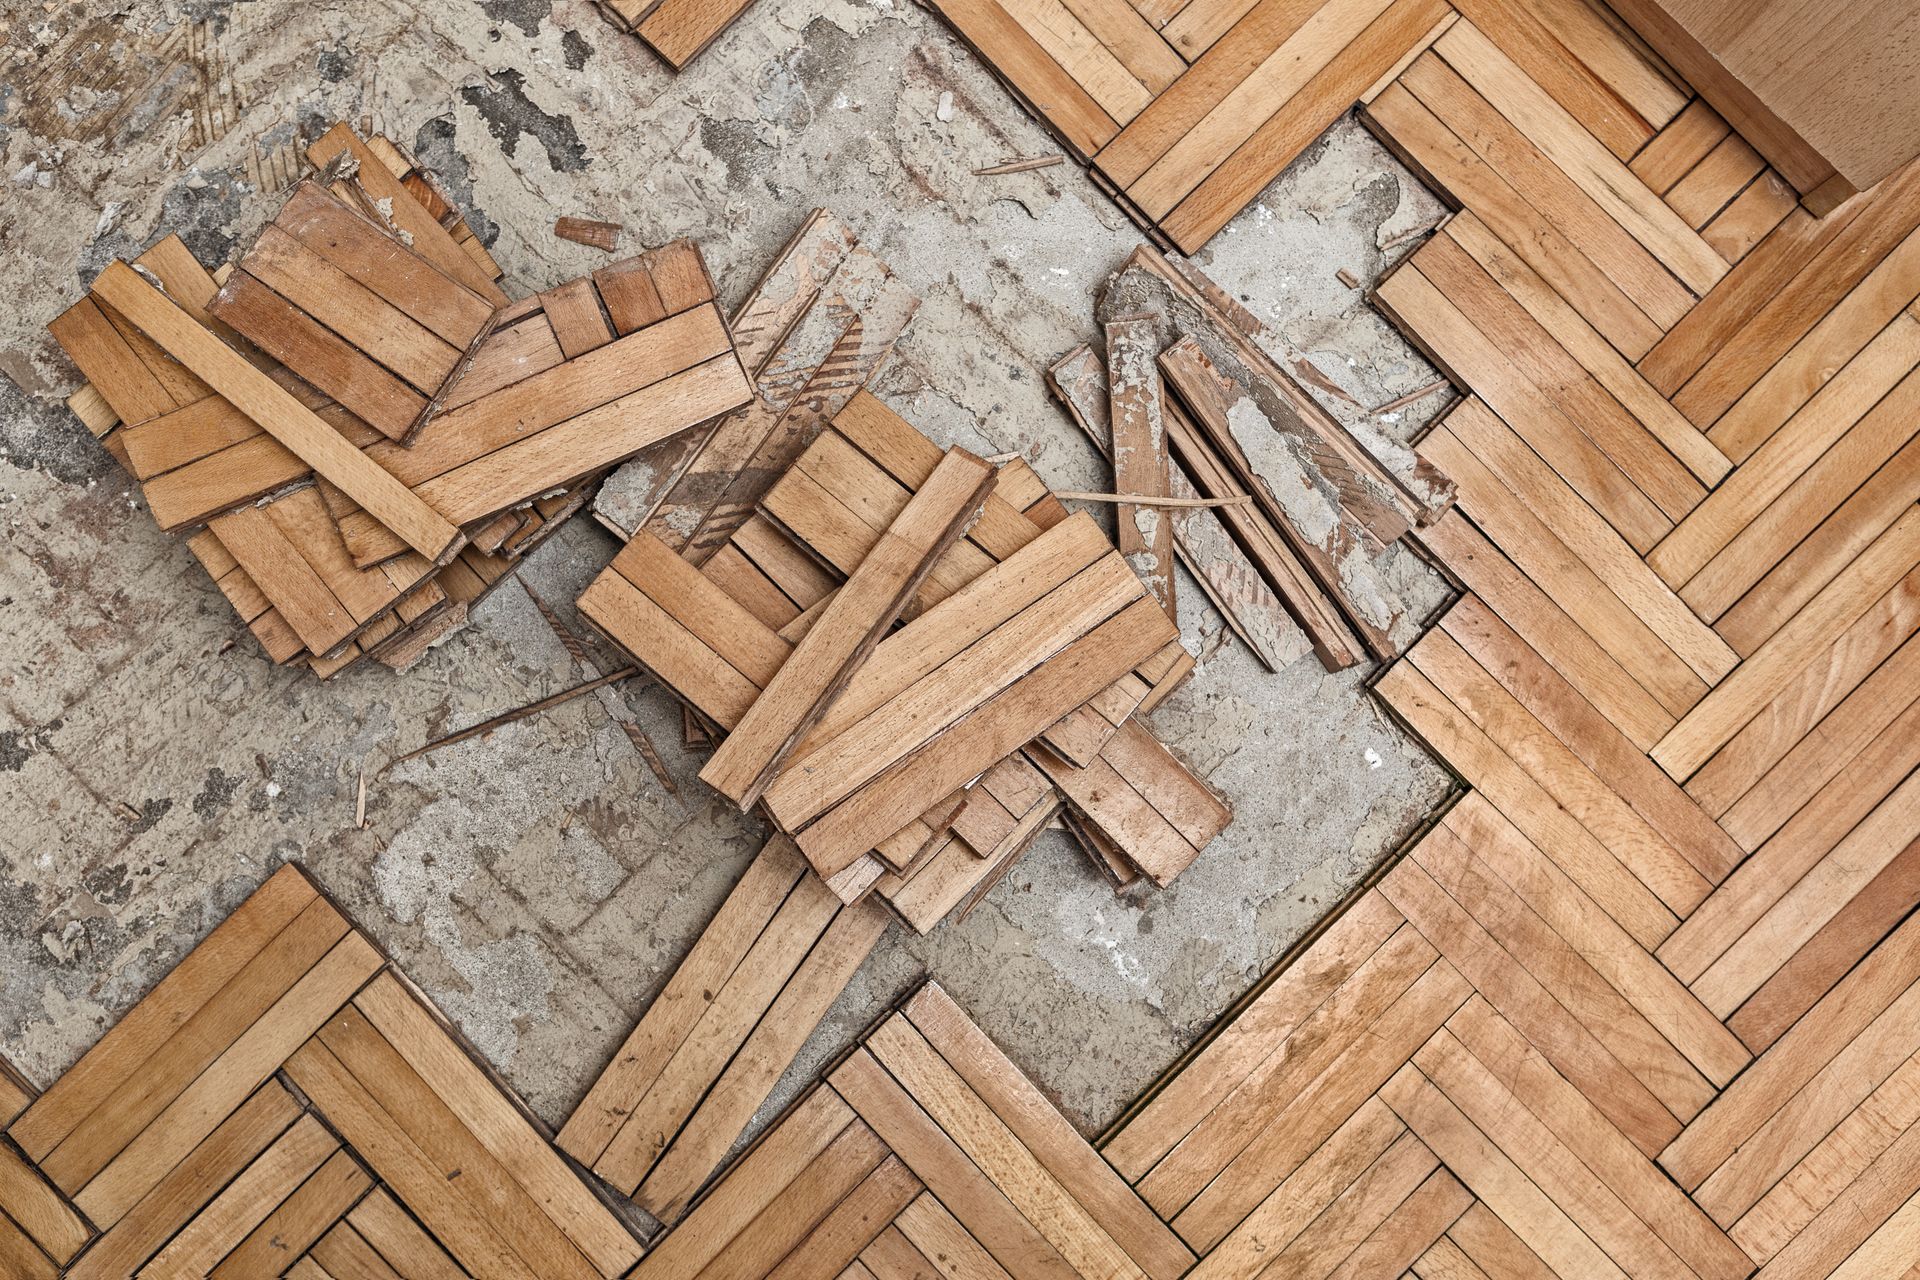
[49,123,752,681]
[384,667,640,768]
[1055,490,1252,508]
[1370,377,1453,416]
[554,216,622,251]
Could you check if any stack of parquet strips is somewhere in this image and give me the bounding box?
[578,388,1229,910]
[0,863,649,1279]
[585,208,1228,909]
[564,363,1232,1225]
[47,123,753,677]
[1049,246,1454,671]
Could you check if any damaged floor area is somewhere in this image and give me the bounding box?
[0,0,1452,1140]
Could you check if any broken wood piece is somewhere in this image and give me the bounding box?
[645,242,919,562]
[1106,315,1177,621]
[600,0,757,70]
[89,261,464,565]
[1371,378,1452,416]
[1162,392,1365,670]
[555,216,623,251]
[1160,334,1406,662]
[1034,720,1231,887]
[1102,249,1453,530]
[307,123,508,305]
[593,209,866,542]
[698,447,996,808]
[1049,344,1310,674]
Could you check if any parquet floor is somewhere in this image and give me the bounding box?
[8,1,1920,1275]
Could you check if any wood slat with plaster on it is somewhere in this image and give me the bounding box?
[1105,315,1177,620]
[1159,335,1404,659]
[1048,343,1310,672]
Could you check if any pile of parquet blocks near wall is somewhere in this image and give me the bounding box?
[1047,246,1455,673]
[48,123,754,677]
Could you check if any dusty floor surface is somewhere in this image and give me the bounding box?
[0,0,1455,1169]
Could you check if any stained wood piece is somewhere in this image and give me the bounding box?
[1160,334,1405,659]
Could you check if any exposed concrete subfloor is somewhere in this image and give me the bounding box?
[0,0,1453,1157]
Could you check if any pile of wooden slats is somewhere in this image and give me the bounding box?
[0,864,648,1279]
[555,218,1247,1231]
[1049,246,1454,672]
[583,209,1231,920]
[578,383,1231,915]
[560,390,1232,1226]
[48,123,753,678]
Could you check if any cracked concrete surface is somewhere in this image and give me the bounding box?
[0,0,1454,1149]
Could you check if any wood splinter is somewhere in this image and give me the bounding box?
[1055,491,1251,508]
[972,154,1066,176]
